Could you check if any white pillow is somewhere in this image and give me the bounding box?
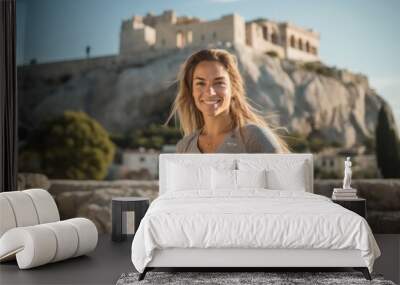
[267,167,306,191]
[167,162,212,191]
[211,168,268,191]
[237,159,307,192]
[212,168,236,190]
[237,169,268,189]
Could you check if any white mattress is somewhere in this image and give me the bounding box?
[131,190,380,273]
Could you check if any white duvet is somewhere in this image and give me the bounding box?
[131,190,380,273]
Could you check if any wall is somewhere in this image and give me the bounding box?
[286,47,319,62]
[246,22,285,58]
[18,55,118,80]
[245,19,319,62]
[153,13,245,50]
[49,179,400,234]
[120,22,156,55]
[120,13,246,52]
[282,23,320,62]
[18,47,181,83]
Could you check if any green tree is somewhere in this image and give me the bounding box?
[375,104,400,178]
[111,123,182,150]
[363,136,375,154]
[150,135,165,149]
[24,111,115,180]
[308,138,325,153]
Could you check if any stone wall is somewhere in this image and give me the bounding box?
[49,180,158,233]
[120,12,246,54]
[245,20,319,62]
[18,55,118,79]
[152,13,245,50]
[48,179,400,234]
[246,22,285,58]
[120,24,156,55]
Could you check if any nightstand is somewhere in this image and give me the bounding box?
[111,197,150,242]
[332,198,367,219]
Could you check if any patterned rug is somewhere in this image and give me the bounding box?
[116,271,396,285]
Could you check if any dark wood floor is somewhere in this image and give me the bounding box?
[374,234,400,284]
[0,235,134,285]
[0,234,399,285]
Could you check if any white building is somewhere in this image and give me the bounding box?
[122,148,159,178]
[314,148,379,178]
[121,145,178,179]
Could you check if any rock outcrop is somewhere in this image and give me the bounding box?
[18,44,390,147]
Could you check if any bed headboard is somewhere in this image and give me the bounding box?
[159,154,314,195]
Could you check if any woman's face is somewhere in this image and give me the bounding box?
[192,60,232,118]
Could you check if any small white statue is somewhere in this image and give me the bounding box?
[343,157,352,189]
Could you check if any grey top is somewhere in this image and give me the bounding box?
[176,124,283,153]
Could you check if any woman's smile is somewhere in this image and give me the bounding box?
[201,97,222,105]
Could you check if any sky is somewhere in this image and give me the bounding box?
[16,0,400,127]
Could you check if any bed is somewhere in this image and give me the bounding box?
[131,154,381,280]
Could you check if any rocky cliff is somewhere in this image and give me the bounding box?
[18,44,390,147]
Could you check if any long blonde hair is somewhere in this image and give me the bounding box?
[165,48,289,153]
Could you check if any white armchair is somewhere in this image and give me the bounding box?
[0,189,98,269]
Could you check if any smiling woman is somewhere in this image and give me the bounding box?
[165,48,289,154]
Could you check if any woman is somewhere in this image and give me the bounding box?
[166,48,289,154]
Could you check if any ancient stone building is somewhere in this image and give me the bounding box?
[120,10,320,62]
[246,19,320,61]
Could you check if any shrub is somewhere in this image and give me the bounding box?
[285,132,309,153]
[111,124,182,150]
[23,111,115,180]
[308,138,325,153]
[302,61,335,78]
[266,50,278,58]
[314,167,340,179]
[363,136,375,154]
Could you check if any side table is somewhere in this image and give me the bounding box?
[112,197,149,242]
[332,198,367,219]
